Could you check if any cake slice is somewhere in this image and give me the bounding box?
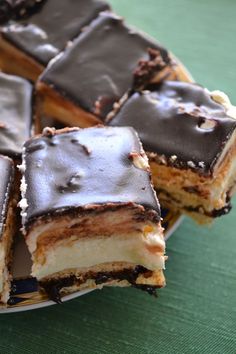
[0,0,110,81]
[0,155,15,307]
[108,81,236,223]
[35,12,175,131]
[0,72,32,161]
[19,126,166,302]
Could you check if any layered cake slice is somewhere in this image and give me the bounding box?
[0,72,32,161]
[19,126,166,302]
[108,81,236,223]
[35,12,175,131]
[0,155,15,306]
[0,0,110,81]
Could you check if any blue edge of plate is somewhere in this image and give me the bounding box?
[7,207,180,308]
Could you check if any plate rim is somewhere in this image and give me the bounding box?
[0,288,93,314]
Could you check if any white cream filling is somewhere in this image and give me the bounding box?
[32,228,165,280]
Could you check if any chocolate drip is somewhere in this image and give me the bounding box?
[2,0,110,65]
[109,81,236,175]
[0,72,32,159]
[23,127,160,226]
[40,12,170,120]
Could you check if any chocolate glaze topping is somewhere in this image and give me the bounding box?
[0,1,13,24]
[40,12,170,119]
[0,0,46,24]
[1,0,110,65]
[0,72,32,159]
[23,126,160,226]
[0,155,14,238]
[109,81,236,175]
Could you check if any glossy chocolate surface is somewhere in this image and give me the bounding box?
[109,81,236,175]
[40,12,170,119]
[2,0,110,65]
[23,127,160,224]
[0,72,32,159]
[0,1,13,24]
[0,0,46,24]
[0,155,14,238]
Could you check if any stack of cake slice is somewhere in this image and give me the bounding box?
[108,81,236,223]
[0,0,235,307]
[19,127,166,302]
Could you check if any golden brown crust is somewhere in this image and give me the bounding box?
[170,55,195,83]
[149,138,236,223]
[0,188,18,306]
[35,81,102,133]
[0,35,44,81]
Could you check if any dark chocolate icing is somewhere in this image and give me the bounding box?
[0,1,13,24]
[0,0,46,24]
[109,81,236,175]
[23,127,160,225]
[0,155,14,238]
[0,72,32,159]
[2,0,110,65]
[40,12,170,119]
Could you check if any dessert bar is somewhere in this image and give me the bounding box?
[36,12,175,130]
[0,155,15,306]
[0,72,32,161]
[19,126,166,302]
[108,81,236,223]
[0,0,110,81]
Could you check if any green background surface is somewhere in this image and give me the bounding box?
[1,1,236,353]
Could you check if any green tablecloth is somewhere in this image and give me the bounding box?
[1,1,236,353]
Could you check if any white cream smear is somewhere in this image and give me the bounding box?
[32,228,165,280]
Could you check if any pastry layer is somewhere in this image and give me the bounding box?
[35,81,102,133]
[149,129,236,222]
[30,223,165,280]
[0,196,15,306]
[0,36,44,82]
[40,265,165,303]
[25,203,165,300]
[0,155,15,306]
